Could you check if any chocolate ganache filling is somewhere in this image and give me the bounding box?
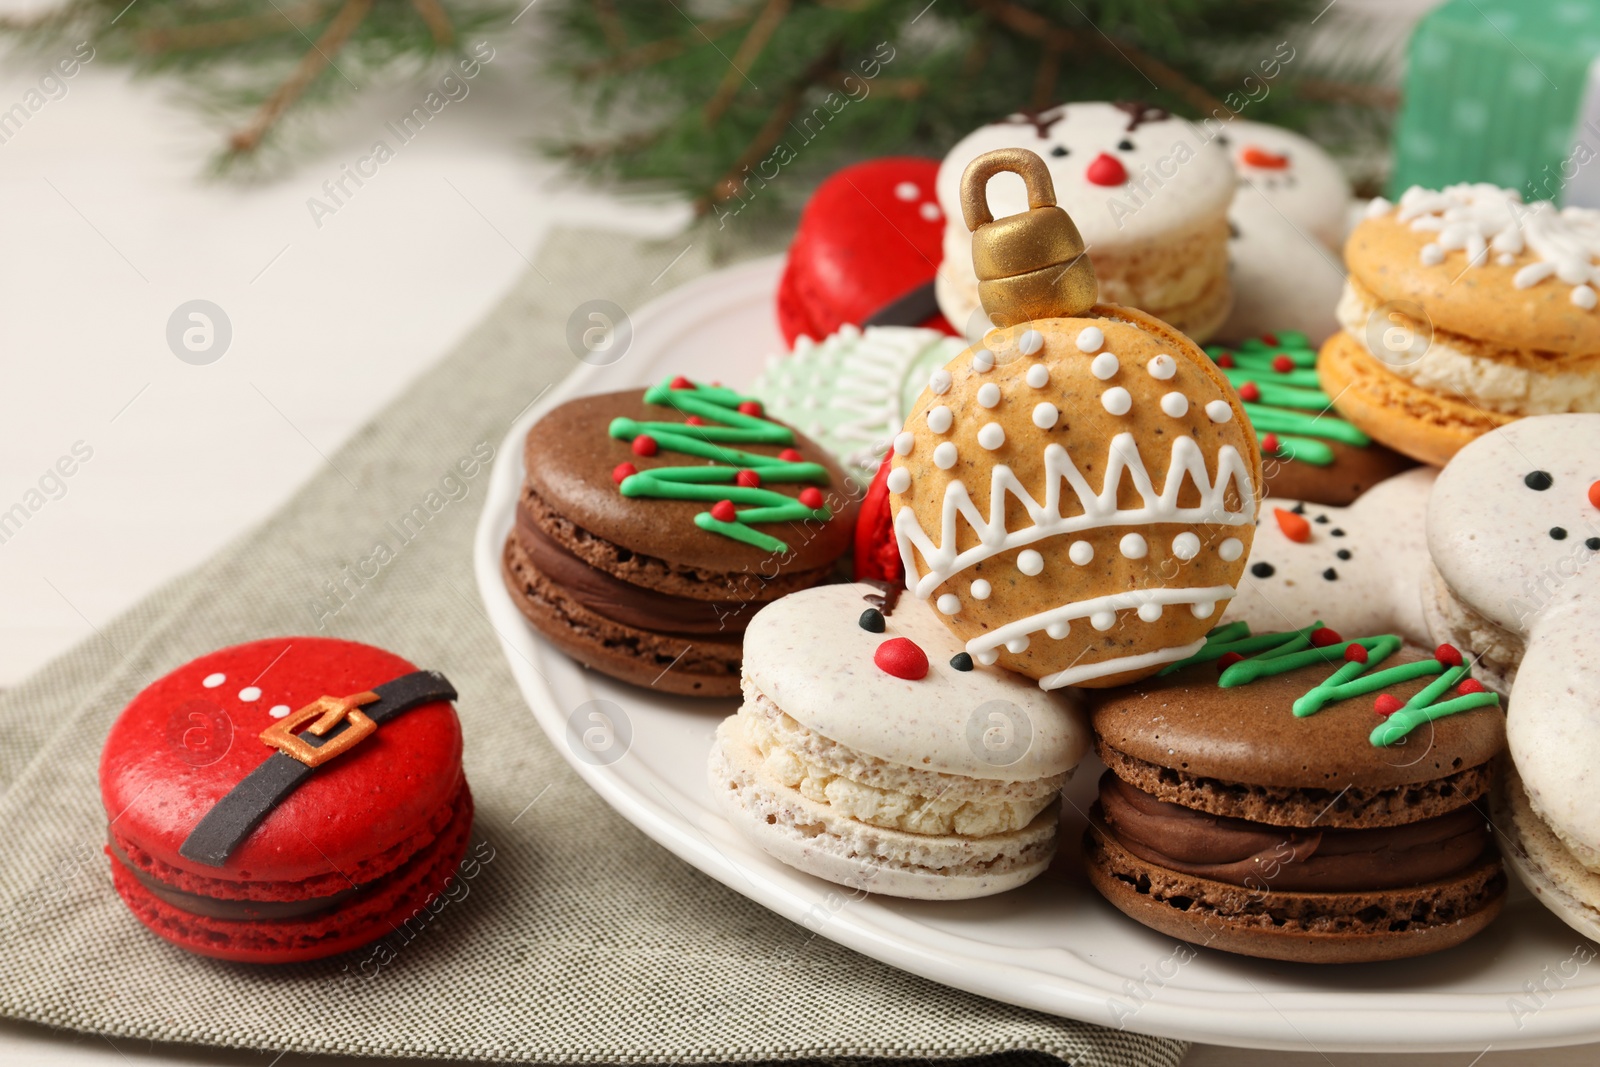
[1097,772,1491,893]
[108,837,363,922]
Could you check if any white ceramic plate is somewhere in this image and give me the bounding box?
[473,256,1600,1053]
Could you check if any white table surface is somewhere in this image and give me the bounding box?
[3,3,1594,1064]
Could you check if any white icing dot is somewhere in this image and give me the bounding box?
[934,442,958,469]
[1120,533,1148,559]
[977,382,1001,408]
[937,593,962,615]
[1017,549,1044,576]
[1032,402,1059,429]
[1192,600,1217,619]
[972,348,995,373]
[1069,540,1094,565]
[1091,353,1120,380]
[1206,400,1233,423]
[1046,620,1071,639]
[1005,636,1031,654]
[202,673,226,688]
[1172,532,1201,560]
[1420,243,1445,266]
[1147,354,1177,380]
[971,579,992,600]
[894,181,919,201]
[1101,387,1132,416]
[1076,326,1104,352]
[887,467,911,493]
[269,704,291,719]
[977,422,1006,450]
[1219,537,1244,561]
[930,369,952,394]
[976,649,1000,665]
[1160,392,1189,417]
[1018,329,1045,356]
[892,431,915,456]
[919,201,941,222]
[238,686,262,702]
[1497,252,1517,266]
[1026,363,1049,388]
[1138,602,1164,622]
[927,405,953,433]
[1365,197,1392,218]
[1091,610,1117,631]
[1574,285,1598,310]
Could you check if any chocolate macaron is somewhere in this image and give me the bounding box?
[1085,621,1508,963]
[503,376,856,697]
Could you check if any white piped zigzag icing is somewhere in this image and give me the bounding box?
[894,432,1257,598]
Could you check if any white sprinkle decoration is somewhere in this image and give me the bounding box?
[1026,363,1050,388]
[930,369,952,394]
[1091,610,1116,631]
[1120,533,1148,559]
[1017,549,1044,576]
[934,442,958,469]
[238,686,262,702]
[919,202,941,222]
[887,467,911,493]
[894,181,919,201]
[1068,540,1094,565]
[1032,402,1059,429]
[1101,387,1132,416]
[1005,636,1031,654]
[202,673,226,688]
[1497,252,1517,266]
[971,578,992,600]
[977,383,1001,408]
[1172,532,1201,560]
[892,431,915,456]
[1219,537,1244,561]
[1138,602,1164,622]
[1365,197,1392,218]
[1018,329,1045,355]
[972,348,995,372]
[927,405,953,433]
[977,422,1006,450]
[1206,399,1233,423]
[1160,392,1189,417]
[937,593,962,615]
[1076,326,1104,352]
[1574,285,1598,310]
[1420,243,1445,266]
[976,649,999,665]
[1192,600,1217,619]
[269,705,291,719]
[1046,620,1071,639]
[1091,353,1120,380]
[1147,354,1177,380]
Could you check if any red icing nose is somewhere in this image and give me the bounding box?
[1085,152,1128,186]
[874,637,929,680]
[1589,481,1600,508]
[1240,145,1290,169]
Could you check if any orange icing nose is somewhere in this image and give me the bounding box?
[1588,481,1600,508]
[1239,146,1289,170]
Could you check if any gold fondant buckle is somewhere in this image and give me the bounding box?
[259,691,379,768]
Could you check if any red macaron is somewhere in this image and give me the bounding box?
[852,454,903,585]
[777,157,955,346]
[99,637,472,963]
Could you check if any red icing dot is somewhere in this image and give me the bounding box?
[1085,152,1128,186]
[710,500,737,523]
[1238,381,1261,402]
[1434,643,1463,667]
[1271,354,1294,373]
[735,469,761,488]
[1374,694,1404,717]
[799,487,824,509]
[1344,644,1369,664]
[1216,353,1235,369]
[1589,481,1600,509]
[1310,627,1343,647]
[1273,507,1312,543]
[669,375,693,390]
[737,400,764,417]
[778,448,802,462]
[612,462,637,485]
[1217,651,1245,672]
[1261,332,1280,346]
[685,415,706,426]
[1261,432,1281,456]
[874,637,928,680]
[631,435,658,457]
[1458,678,1488,696]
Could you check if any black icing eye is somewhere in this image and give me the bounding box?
[1117,139,1135,151]
[1050,145,1069,157]
[1216,132,1231,146]
[1336,548,1352,560]
[858,608,885,632]
[1330,527,1346,537]
[1322,568,1339,581]
[1551,527,1569,541]
[949,652,974,671]
[1526,471,1554,490]
[1587,537,1600,550]
[1251,562,1275,578]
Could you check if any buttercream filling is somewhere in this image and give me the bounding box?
[1099,772,1491,893]
[1336,283,1600,415]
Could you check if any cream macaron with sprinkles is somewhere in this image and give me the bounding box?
[708,582,1090,899]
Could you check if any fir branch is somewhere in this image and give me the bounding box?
[228,0,372,154]
[410,0,455,46]
[704,0,791,126]
[136,4,327,53]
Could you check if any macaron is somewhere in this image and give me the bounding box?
[99,638,472,963]
[1321,184,1600,466]
[935,101,1234,342]
[777,157,952,345]
[708,582,1090,899]
[748,323,967,488]
[1204,331,1415,505]
[1086,621,1507,963]
[502,377,856,697]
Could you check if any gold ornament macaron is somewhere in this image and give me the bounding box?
[1321,184,1600,466]
[886,149,1263,689]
